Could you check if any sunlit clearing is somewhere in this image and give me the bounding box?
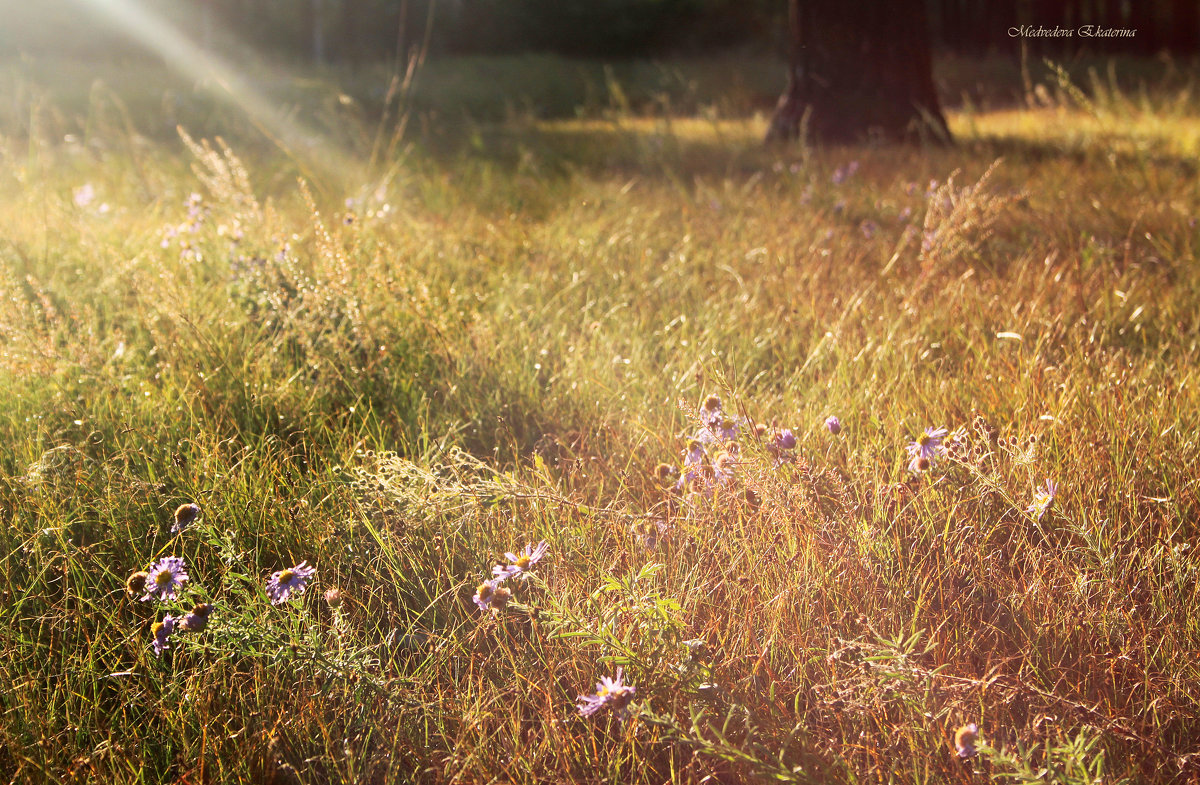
[69,0,350,184]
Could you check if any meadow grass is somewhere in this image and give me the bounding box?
[2,52,1200,783]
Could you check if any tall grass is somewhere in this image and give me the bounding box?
[1,53,1200,783]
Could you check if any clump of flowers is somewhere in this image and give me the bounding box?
[172,502,201,533]
[142,557,189,602]
[577,668,636,718]
[266,561,316,605]
[472,541,552,613]
[1027,479,1058,521]
[159,193,208,261]
[493,541,549,581]
[670,395,798,497]
[954,723,979,759]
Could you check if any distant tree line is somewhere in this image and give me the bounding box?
[209,0,783,63]
[6,0,1199,63]
[224,0,1200,62]
[928,0,1200,56]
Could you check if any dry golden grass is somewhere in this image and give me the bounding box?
[1,53,1199,784]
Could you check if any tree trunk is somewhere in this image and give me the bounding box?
[766,0,950,144]
[1169,0,1199,55]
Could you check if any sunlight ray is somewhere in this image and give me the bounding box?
[69,0,348,184]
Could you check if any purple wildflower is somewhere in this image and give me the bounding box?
[492,541,549,580]
[1027,479,1058,521]
[700,395,723,429]
[577,667,636,718]
[177,603,213,633]
[142,557,189,602]
[713,451,737,482]
[152,615,175,656]
[678,439,708,491]
[955,723,979,759]
[631,519,671,551]
[265,561,316,605]
[171,502,201,533]
[832,160,859,185]
[714,416,739,441]
[73,183,96,208]
[907,427,948,461]
[472,577,512,613]
[825,416,842,435]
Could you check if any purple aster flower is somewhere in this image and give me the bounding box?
[492,541,548,580]
[73,183,96,208]
[714,416,739,441]
[177,603,213,633]
[907,427,948,461]
[141,556,189,602]
[152,614,175,656]
[472,577,511,612]
[700,395,723,428]
[712,451,737,482]
[825,416,842,435]
[265,561,316,605]
[1027,479,1058,521]
[908,453,933,474]
[955,723,979,759]
[775,429,797,450]
[577,667,636,718]
[171,502,201,533]
[631,519,670,551]
[831,160,859,185]
[678,439,708,491]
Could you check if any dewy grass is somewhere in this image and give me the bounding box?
[1,53,1200,783]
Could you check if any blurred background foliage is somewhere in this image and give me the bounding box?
[3,0,1196,66]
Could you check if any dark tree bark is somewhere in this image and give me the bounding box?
[767,0,951,144]
[1169,0,1200,54]
[1127,0,1160,55]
